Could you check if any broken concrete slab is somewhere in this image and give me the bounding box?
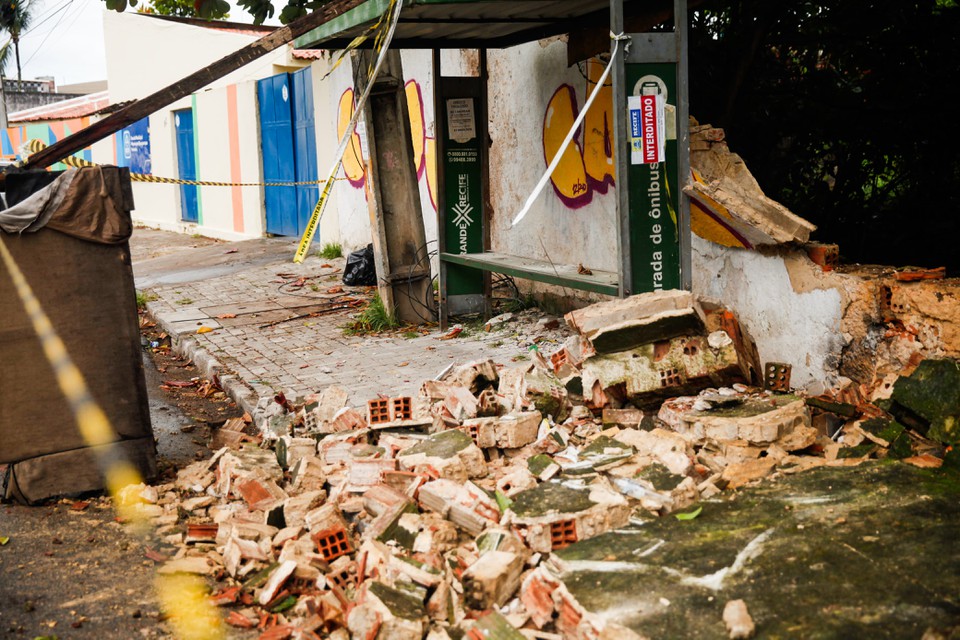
[687,123,817,245]
[565,290,706,354]
[347,581,425,640]
[397,429,487,482]
[661,394,811,446]
[504,482,630,554]
[461,411,541,449]
[581,333,743,408]
[533,463,960,639]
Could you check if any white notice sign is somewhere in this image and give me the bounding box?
[446,98,476,144]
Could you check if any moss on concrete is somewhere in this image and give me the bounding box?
[551,463,960,639]
[397,429,472,459]
[368,581,425,620]
[509,482,596,518]
[890,358,960,444]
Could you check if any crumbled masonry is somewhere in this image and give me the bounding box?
[127,291,957,639]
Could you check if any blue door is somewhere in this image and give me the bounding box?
[258,74,298,236]
[174,108,199,223]
[291,67,319,235]
[258,69,319,237]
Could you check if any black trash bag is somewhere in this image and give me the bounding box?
[343,243,377,286]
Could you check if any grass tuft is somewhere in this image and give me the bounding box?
[136,290,157,309]
[344,293,399,335]
[317,242,343,259]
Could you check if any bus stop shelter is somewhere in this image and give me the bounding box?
[297,0,694,327]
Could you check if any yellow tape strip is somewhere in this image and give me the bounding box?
[293,159,341,263]
[0,236,225,640]
[23,139,347,188]
[293,0,403,264]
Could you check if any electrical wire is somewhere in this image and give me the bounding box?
[21,0,77,68]
[382,239,438,323]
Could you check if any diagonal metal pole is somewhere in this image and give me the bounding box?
[14,0,366,173]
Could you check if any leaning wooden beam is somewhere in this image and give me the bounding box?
[17,0,366,172]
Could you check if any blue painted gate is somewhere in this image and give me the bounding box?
[258,67,319,237]
[174,108,199,223]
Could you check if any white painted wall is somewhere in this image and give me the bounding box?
[692,235,845,393]
[308,49,444,266]
[486,38,619,276]
[102,12,302,237]
[312,56,372,252]
[103,12,290,102]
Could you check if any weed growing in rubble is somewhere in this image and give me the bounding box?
[135,290,157,309]
[344,293,399,335]
[317,242,343,259]
[502,293,537,314]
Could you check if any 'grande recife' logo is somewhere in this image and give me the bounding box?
[454,173,473,253]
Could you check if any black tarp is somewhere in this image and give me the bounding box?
[0,166,156,504]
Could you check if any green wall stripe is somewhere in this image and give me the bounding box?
[191,95,204,225]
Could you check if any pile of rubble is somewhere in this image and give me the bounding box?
[126,291,956,640]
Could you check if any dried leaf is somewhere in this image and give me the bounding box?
[439,327,463,340]
[197,326,215,334]
[162,380,198,388]
[216,313,237,319]
[0,536,9,546]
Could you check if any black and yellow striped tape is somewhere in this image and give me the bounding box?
[22,139,347,188]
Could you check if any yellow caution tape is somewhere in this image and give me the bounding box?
[23,138,347,188]
[293,158,341,263]
[0,234,225,640]
[293,0,404,263]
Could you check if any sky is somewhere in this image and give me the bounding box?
[11,0,275,87]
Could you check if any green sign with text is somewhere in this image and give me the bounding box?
[625,62,681,293]
[443,97,484,296]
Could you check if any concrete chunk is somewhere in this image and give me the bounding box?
[565,291,706,354]
[462,550,525,609]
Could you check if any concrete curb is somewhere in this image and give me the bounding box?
[145,300,264,427]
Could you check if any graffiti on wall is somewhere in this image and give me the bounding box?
[1,117,95,169]
[336,80,438,211]
[542,59,615,209]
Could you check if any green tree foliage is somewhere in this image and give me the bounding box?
[106,0,229,21]
[108,0,332,25]
[0,0,33,89]
[688,0,960,270]
[140,0,230,20]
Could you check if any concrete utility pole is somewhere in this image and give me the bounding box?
[355,49,434,324]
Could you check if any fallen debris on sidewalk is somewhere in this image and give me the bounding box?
[128,292,958,639]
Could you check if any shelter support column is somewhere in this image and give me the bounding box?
[355,49,434,324]
[612,0,692,295]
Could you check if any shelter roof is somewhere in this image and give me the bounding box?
[294,0,647,50]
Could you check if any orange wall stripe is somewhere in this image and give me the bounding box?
[226,84,244,233]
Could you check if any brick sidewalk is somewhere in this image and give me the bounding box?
[132,229,570,425]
